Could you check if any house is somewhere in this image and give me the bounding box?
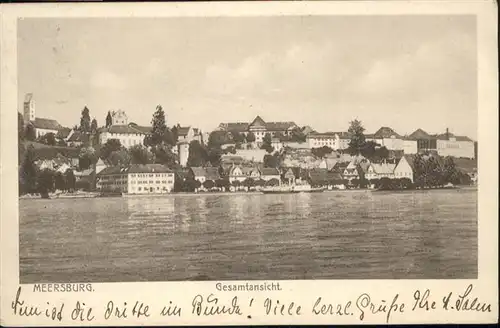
[96,164,175,194]
[408,128,474,159]
[283,168,296,185]
[224,165,246,183]
[260,167,281,181]
[394,155,415,182]
[111,110,128,125]
[56,127,72,141]
[95,158,110,174]
[308,168,344,187]
[242,166,261,180]
[66,130,90,147]
[22,93,62,138]
[189,167,207,183]
[369,162,397,180]
[306,131,351,150]
[342,156,369,181]
[218,116,299,144]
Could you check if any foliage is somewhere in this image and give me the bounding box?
[80,106,91,133]
[187,140,208,167]
[245,132,256,143]
[150,105,167,146]
[182,177,201,192]
[231,180,241,187]
[311,146,333,158]
[65,169,76,191]
[19,145,38,194]
[203,179,215,190]
[215,178,231,190]
[105,111,112,128]
[54,172,66,191]
[359,141,389,161]
[243,178,255,189]
[152,145,177,167]
[289,128,306,143]
[347,119,366,155]
[37,169,55,196]
[230,131,246,143]
[263,152,281,168]
[99,139,122,160]
[91,118,98,134]
[18,112,24,140]
[130,145,153,165]
[265,178,280,187]
[79,147,97,170]
[25,124,36,141]
[261,133,274,153]
[38,132,57,146]
[108,149,131,166]
[57,139,67,147]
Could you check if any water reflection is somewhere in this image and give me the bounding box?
[19,190,478,283]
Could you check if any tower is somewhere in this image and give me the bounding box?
[178,141,190,167]
[23,93,35,123]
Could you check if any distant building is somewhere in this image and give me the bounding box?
[260,167,281,181]
[96,164,175,194]
[394,155,415,182]
[23,93,63,138]
[306,132,351,150]
[111,110,128,125]
[218,115,299,144]
[98,125,147,148]
[408,128,474,159]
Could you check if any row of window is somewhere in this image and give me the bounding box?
[130,173,172,178]
[131,180,173,184]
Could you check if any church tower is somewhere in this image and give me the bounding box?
[23,93,35,124]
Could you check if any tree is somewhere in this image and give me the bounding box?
[18,112,24,140]
[79,146,97,170]
[19,145,37,194]
[130,145,153,165]
[99,139,122,160]
[207,148,223,167]
[246,132,256,143]
[57,139,67,147]
[25,124,36,141]
[290,128,306,143]
[243,177,255,190]
[151,105,167,146]
[347,119,366,155]
[105,111,112,128]
[37,169,55,196]
[153,145,177,167]
[203,180,215,190]
[39,132,57,146]
[108,149,131,166]
[54,172,66,191]
[231,180,241,189]
[230,131,246,143]
[377,177,393,190]
[265,178,280,187]
[65,169,76,192]
[400,178,414,189]
[215,177,230,191]
[351,178,360,188]
[263,153,280,168]
[80,106,91,133]
[312,146,333,158]
[261,133,274,153]
[187,140,208,167]
[443,156,460,184]
[91,118,98,134]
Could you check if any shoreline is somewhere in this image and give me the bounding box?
[18,185,477,200]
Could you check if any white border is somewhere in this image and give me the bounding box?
[1,1,498,325]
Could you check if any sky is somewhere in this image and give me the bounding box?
[18,15,477,139]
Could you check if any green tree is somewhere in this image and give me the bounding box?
[20,145,37,194]
[246,132,256,143]
[25,124,36,141]
[151,105,167,146]
[91,118,98,134]
[99,139,122,160]
[18,112,24,140]
[64,169,76,192]
[187,140,208,167]
[130,145,153,165]
[105,111,112,128]
[347,119,366,155]
[80,106,91,133]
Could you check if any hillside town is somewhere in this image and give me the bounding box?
[18,93,478,197]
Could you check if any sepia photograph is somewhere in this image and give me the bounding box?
[16,14,480,284]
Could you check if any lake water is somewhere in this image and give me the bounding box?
[19,189,477,283]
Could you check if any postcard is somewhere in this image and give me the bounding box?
[0,1,498,326]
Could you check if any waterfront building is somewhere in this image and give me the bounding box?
[96,164,175,194]
[260,168,281,181]
[218,115,299,144]
[189,167,208,184]
[224,164,247,183]
[365,162,397,180]
[393,155,415,182]
[408,128,474,159]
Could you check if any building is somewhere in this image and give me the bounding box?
[224,165,247,183]
[96,164,175,194]
[306,131,351,150]
[408,128,474,159]
[260,167,281,181]
[177,141,190,167]
[98,125,147,148]
[177,126,203,143]
[218,116,299,144]
[66,130,90,147]
[111,110,128,125]
[394,155,415,182]
[189,167,208,184]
